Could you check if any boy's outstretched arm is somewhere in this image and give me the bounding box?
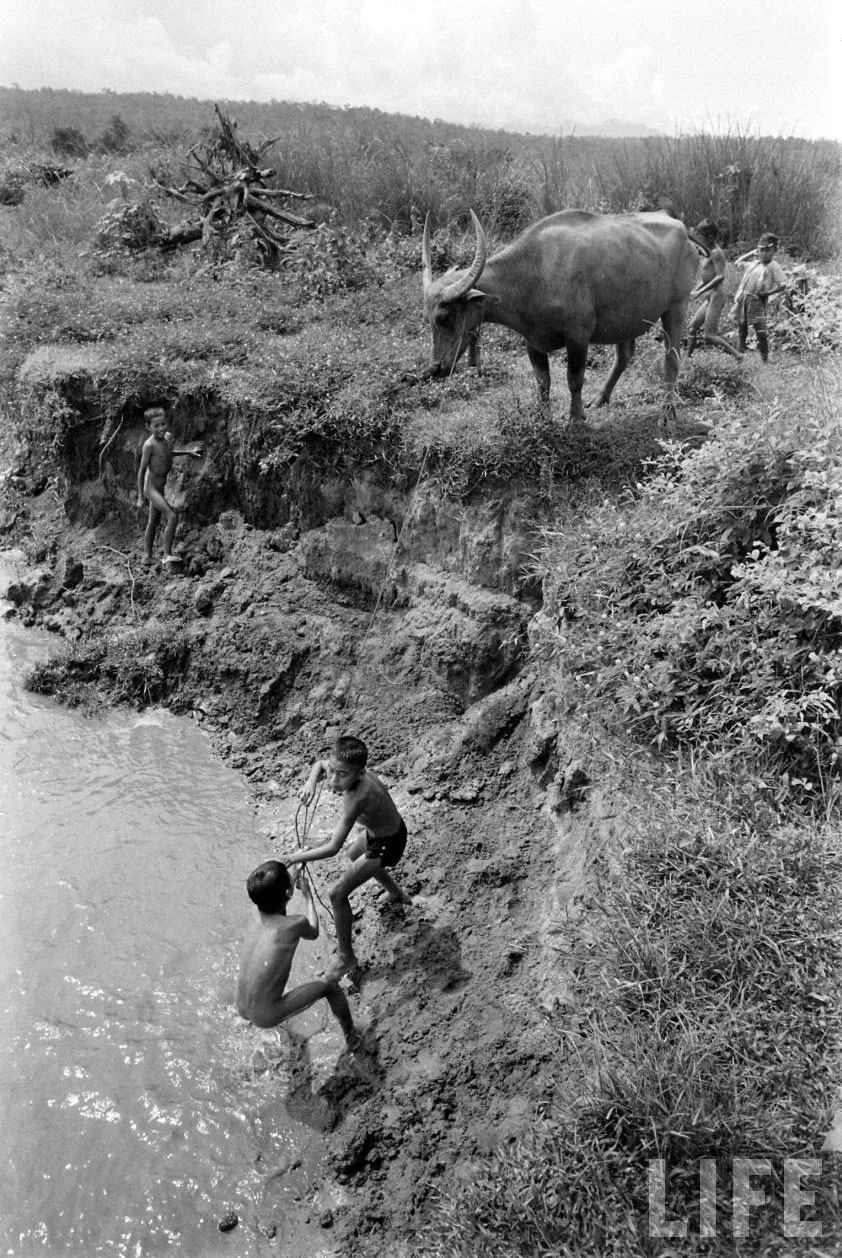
[287,800,361,867]
[295,876,319,940]
[299,758,328,805]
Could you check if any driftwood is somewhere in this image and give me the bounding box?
[153,104,315,266]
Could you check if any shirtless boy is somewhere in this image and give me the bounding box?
[236,859,357,1044]
[732,232,788,362]
[286,735,412,978]
[687,219,743,360]
[136,406,203,567]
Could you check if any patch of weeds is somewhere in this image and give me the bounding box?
[678,352,755,403]
[26,623,190,708]
[286,219,378,299]
[534,393,842,801]
[415,762,842,1257]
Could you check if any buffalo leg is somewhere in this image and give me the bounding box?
[526,345,551,402]
[467,330,482,375]
[565,341,589,421]
[596,340,634,408]
[659,306,687,433]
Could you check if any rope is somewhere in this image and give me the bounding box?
[98,411,125,475]
[292,779,336,934]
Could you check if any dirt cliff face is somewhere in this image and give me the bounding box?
[1,399,604,1255]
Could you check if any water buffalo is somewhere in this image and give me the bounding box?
[422,208,701,429]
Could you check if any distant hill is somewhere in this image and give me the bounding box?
[557,118,664,138]
[0,85,666,150]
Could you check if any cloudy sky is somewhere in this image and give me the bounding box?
[2,0,840,139]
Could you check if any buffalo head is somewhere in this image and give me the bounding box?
[421,210,488,378]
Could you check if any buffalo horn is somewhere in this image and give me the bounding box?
[441,209,487,303]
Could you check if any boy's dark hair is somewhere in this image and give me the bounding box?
[758,232,778,249]
[695,218,719,240]
[246,860,292,913]
[144,406,166,422]
[333,735,368,769]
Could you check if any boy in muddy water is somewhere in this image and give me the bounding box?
[237,859,359,1046]
[136,406,203,568]
[286,735,412,979]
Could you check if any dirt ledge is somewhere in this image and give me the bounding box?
[1,457,606,1253]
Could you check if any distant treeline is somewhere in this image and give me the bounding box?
[1,85,840,256]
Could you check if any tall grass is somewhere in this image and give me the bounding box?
[414,757,842,1258]
[2,87,840,255]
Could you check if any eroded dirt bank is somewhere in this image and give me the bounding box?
[1,433,613,1254]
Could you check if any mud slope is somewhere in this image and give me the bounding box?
[1,409,617,1254]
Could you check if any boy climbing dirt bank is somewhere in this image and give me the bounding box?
[286,735,412,978]
[236,859,358,1045]
[136,406,203,567]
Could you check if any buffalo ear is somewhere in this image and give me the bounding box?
[468,289,497,304]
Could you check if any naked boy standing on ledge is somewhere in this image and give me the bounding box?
[136,406,202,567]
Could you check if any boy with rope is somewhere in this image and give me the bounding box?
[286,735,412,978]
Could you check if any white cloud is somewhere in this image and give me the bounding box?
[0,0,839,138]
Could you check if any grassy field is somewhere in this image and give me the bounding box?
[2,91,842,1255]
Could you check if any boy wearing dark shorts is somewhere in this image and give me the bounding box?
[286,735,412,978]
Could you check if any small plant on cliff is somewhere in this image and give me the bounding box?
[27,624,190,709]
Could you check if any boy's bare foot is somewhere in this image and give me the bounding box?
[141,556,155,568]
[162,554,182,565]
[328,954,358,980]
[378,889,413,909]
[345,1026,366,1052]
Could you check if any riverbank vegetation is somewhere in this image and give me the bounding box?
[2,89,842,1255]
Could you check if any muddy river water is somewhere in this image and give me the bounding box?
[0,563,344,1257]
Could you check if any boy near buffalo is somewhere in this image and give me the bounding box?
[136,406,203,567]
[732,233,788,362]
[687,219,743,360]
[286,735,412,978]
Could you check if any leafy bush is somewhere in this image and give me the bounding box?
[286,220,377,298]
[26,623,190,708]
[775,268,842,355]
[0,165,27,206]
[93,195,166,254]
[51,127,88,157]
[535,395,842,800]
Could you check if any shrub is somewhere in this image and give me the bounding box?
[26,623,190,708]
[535,394,842,801]
[51,127,88,157]
[285,219,377,298]
[0,165,27,206]
[775,267,842,355]
[93,196,166,254]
